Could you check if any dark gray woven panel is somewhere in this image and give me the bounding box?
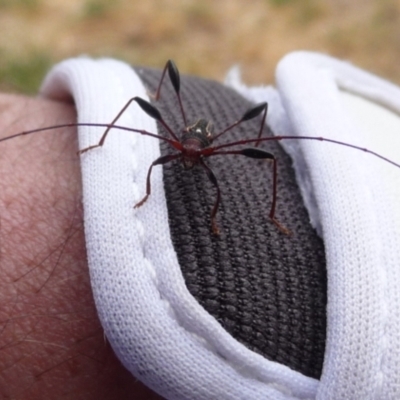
[135,66,327,379]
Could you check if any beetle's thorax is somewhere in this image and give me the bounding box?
[181,119,213,169]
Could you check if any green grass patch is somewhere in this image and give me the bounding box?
[81,0,117,19]
[269,0,297,7]
[0,52,53,94]
[0,0,38,10]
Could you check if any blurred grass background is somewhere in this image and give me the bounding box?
[0,0,399,94]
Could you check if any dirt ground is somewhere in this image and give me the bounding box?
[1,0,400,93]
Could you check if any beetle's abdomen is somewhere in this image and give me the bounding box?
[182,119,213,149]
[180,119,213,169]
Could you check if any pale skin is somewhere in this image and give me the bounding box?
[0,94,162,399]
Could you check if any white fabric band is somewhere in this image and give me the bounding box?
[228,51,400,400]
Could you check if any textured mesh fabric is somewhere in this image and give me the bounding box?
[39,53,400,400]
[41,58,319,400]
[136,67,327,379]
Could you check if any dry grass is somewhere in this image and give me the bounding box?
[0,0,400,93]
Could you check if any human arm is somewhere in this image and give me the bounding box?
[0,94,162,400]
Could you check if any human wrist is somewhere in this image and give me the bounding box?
[0,94,144,399]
